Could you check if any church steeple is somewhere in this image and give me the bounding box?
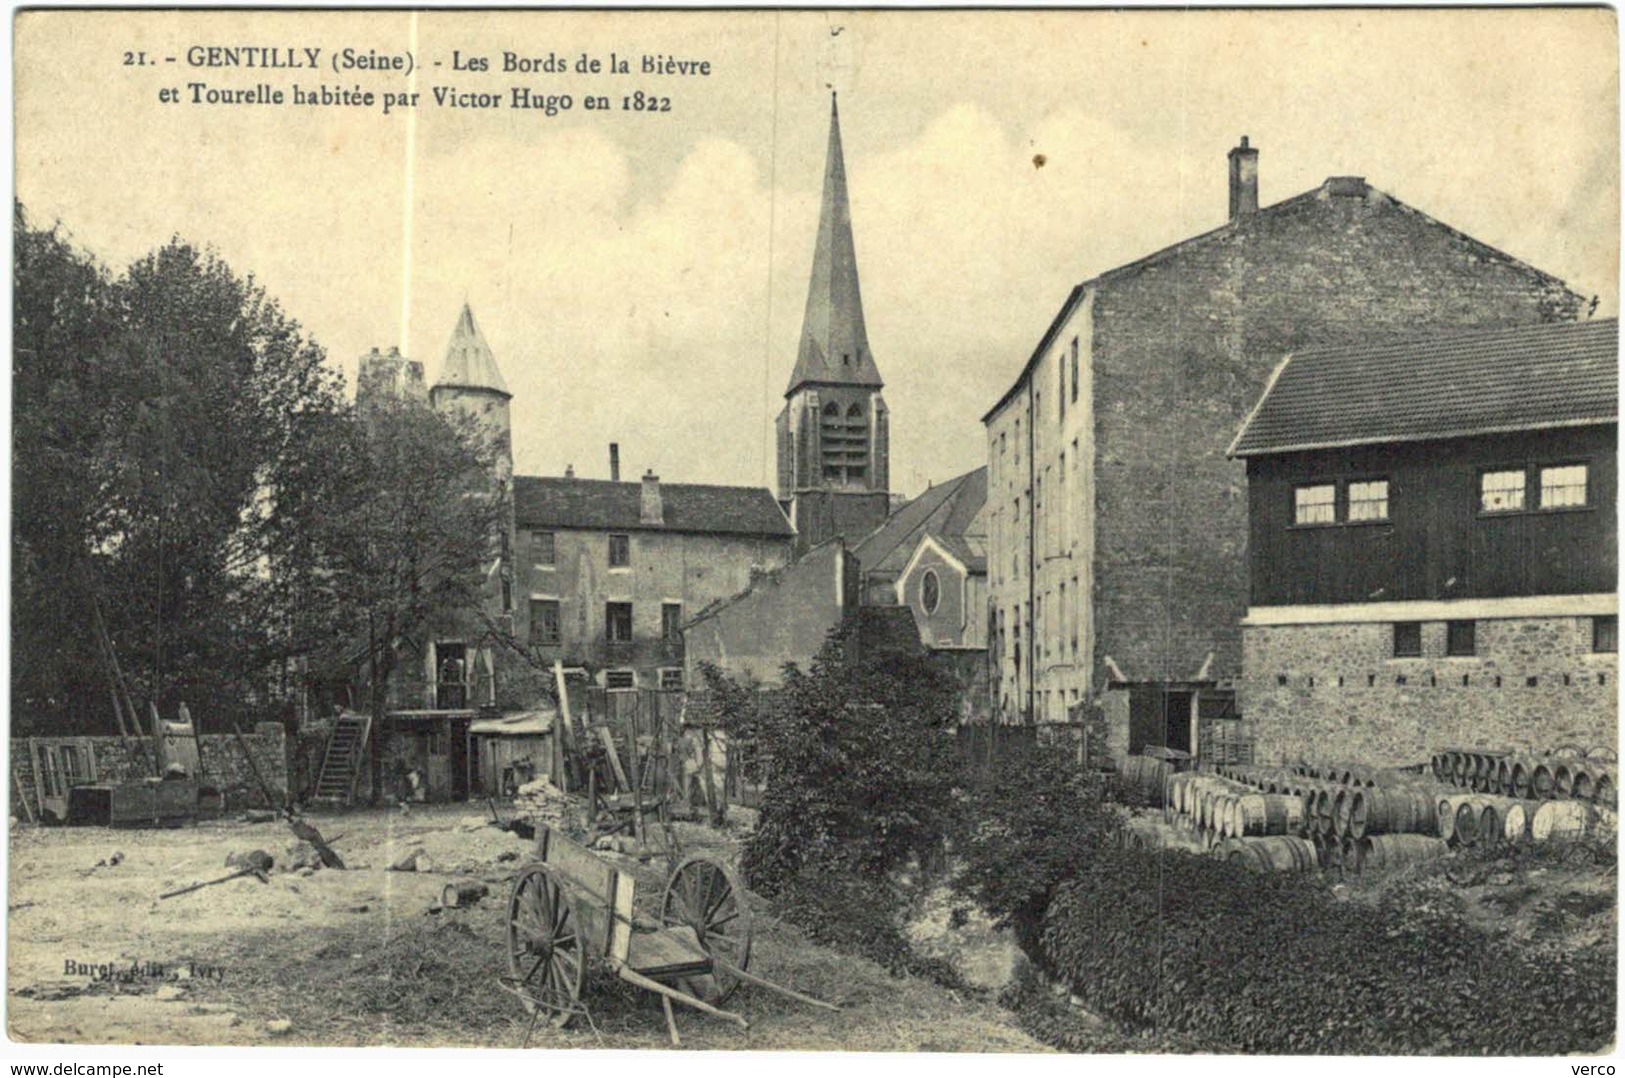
[775,95,892,554]
[785,93,882,398]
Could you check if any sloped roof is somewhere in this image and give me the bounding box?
[983,177,1580,423]
[437,303,510,397]
[1230,318,1618,457]
[851,467,987,575]
[514,476,793,538]
[786,94,883,397]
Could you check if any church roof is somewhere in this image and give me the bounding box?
[436,304,510,397]
[786,95,883,398]
[851,466,987,575]
[513,476,794,539]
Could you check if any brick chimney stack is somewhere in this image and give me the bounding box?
[1228,135,1259,221]
[641,469,664,525]
[609,443,620,482]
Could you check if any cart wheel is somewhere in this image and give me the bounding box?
[506,866,586,1027]
[661,855,752,1004]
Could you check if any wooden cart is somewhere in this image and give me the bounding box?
[501,823,835,1044]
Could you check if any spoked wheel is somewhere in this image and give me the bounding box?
[661,855,753,1003]
[505,866,586,1027]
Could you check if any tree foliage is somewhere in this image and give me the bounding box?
[13,205,343,728]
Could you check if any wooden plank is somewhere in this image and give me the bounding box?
[626,924,710,979]
[597,726,631,791]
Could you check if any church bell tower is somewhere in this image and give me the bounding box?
[776,94,891,554]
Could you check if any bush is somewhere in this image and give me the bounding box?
[1038,847,1616,1054]
[951,739,1123,952]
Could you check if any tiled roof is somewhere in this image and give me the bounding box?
[514,476,793,538]
[1230,319,1618,457]
[850,467,987,575]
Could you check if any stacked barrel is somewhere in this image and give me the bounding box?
[1429,746,1618,848]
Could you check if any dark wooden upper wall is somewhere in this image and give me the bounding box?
[1247,425,1617,606]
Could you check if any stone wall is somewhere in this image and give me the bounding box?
[1090,181,1585,693]
[1240,616,1617,766]
[12,727,290,819]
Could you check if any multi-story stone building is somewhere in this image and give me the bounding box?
[513,462,794,692]
[982,136,1588,756]
[1230,319,1617,764]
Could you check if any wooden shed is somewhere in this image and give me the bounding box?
[468,710,557,799]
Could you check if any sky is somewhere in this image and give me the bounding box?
[15,9,1619,500]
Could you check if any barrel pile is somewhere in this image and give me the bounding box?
[1429,746,1618,849]
[1430,747,1617,809]
[1151,762,1447,876]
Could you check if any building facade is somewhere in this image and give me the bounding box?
[514,465,794,693]
[1231,319,1618,765]
[982,136,1588,753]
[776,95,892,555]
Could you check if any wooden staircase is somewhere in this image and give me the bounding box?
[312,712,372,806]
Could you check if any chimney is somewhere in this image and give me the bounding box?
[641,469,664,525]
[1228,135,1259,220]
[564,463,575,479]
[609,443,620,482]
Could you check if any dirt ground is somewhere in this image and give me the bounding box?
[7,806,1045,1051]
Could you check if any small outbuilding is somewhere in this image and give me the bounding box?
[468,709,558,799]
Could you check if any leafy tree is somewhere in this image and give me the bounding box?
[12,206,342,728]
[262,395,508,740]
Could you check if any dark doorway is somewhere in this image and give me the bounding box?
[1128,685,1194,755]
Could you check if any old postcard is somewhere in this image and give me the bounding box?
[9,6,1620,1062]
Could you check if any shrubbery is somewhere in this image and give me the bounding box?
[951,739,1123,953]
[712,621,963,969]
[1038,847,1616,1054]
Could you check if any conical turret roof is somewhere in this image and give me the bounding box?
[437,303,509,397]
[785,94,882,398]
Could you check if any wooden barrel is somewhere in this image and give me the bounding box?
[1532,761,1558,800]
[1348,787,1438,839]
[1233,793,1304,837]
[1450,752,1471,787]
[1476,802,1505,849]
[1225,835,1317,873]
[1358,834,1449,873]
[1438,796,1458,843]
[1123,756,1173,805]
[1595,772,1616,810]
[1511,756,1537,799]
[1554,760,1581,799]
[1503,801,1532,844]
[1531,801,1614,843]
[1431,752,1450,781]
[1333,786,1355,836]
[1450,796,1486,846]
[1312,787,1338,835]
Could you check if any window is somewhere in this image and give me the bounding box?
[605,670,635,691]
[921,570,941,614]
[1393,622,1422,658]
[530,599,560,645]
[1070,337,1080,404]
[1480,470,1526,514]
[1347,480,1390,522]
[1540,464,1589,509]
[607,533,631,568]
[1595,616,1618,654]
[534,531,556,566]
[662,602,683,640]
[1058,354,1066,421]
[659,668,685,691]
[606,602,633,642]
[1294,484,1337,525]
[1446,620,1476,657]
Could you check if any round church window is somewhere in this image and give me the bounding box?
[921,569,941,615]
